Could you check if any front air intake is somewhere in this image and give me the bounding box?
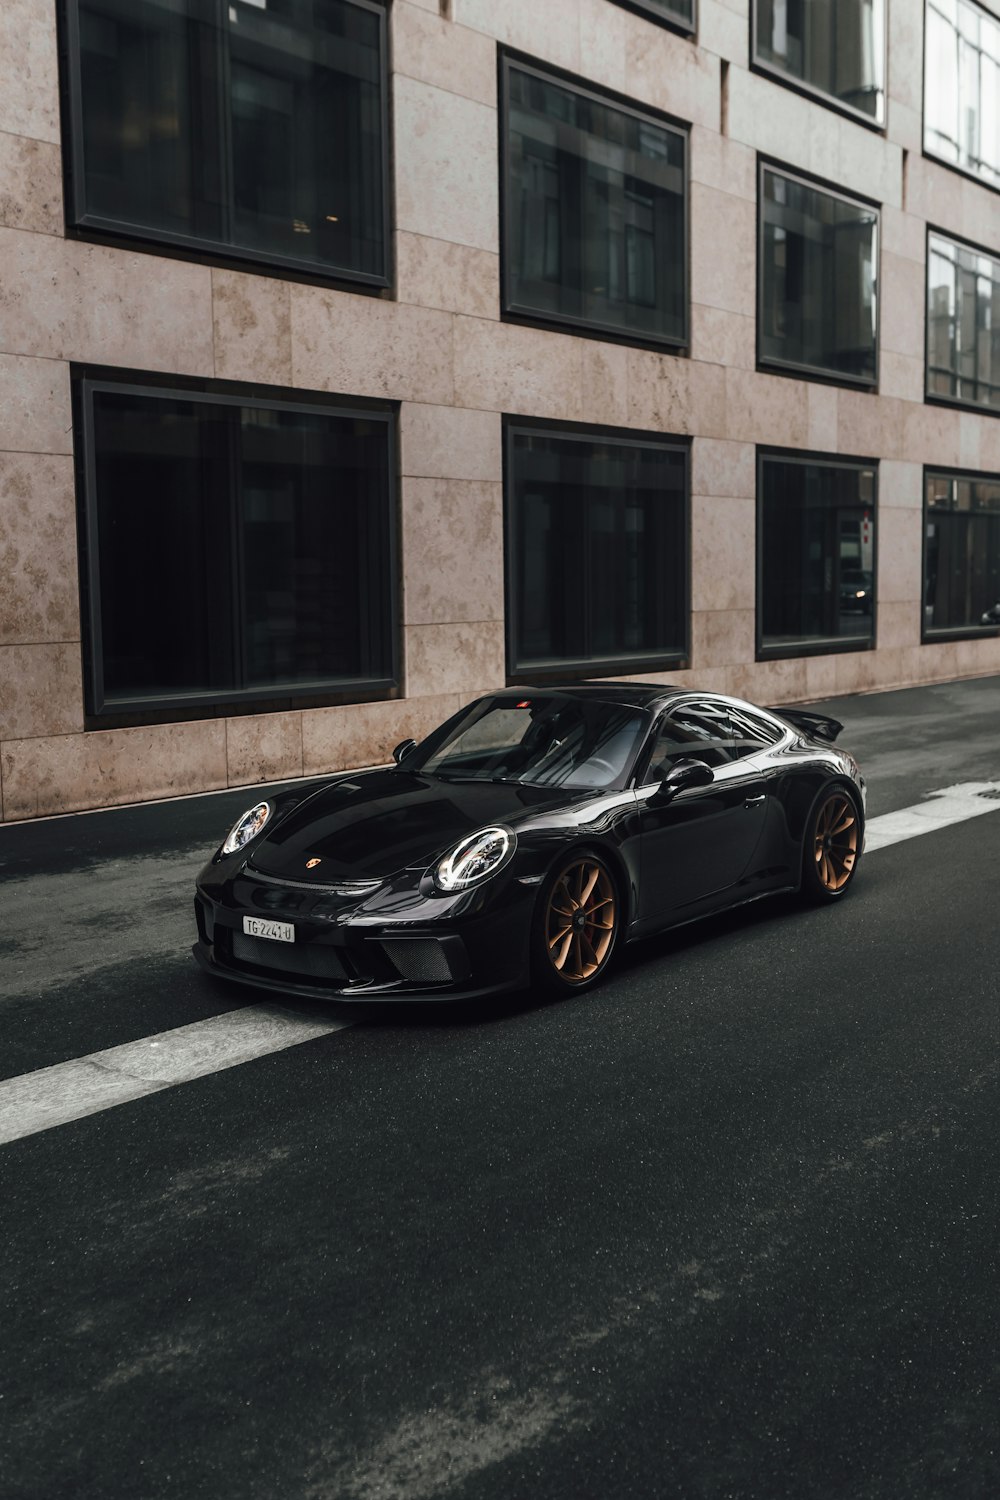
[380,938,467,985]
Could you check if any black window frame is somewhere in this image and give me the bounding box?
[503,417,691,684]
[757,158,881,389]
[57,0,392,289]
[499,50,691,354]
[75,369,399,724]
[756,447,879,661]
[922,0,1000,197]
[750,0,887,131]
[925,225,1000,417]
[922,465,1000,642]
[607,0,697,38]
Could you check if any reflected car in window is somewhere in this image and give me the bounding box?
[193,685,867,1002]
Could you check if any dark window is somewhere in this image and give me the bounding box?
[759,165,879,385]
[927,233,1000,413]
[502,58,688,347]
[925,0,1000,191]
[79,379,396,716]
[64,0,388,283]
[758,452,877,656]
[608,0,696,32]
[753,0,886,124]
[506,425,688,678]
[924,471,1000,635]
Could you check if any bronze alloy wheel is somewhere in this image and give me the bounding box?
[812,790,860,894]
[543,856,618,986]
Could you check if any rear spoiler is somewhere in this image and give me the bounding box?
[769,707,844,743]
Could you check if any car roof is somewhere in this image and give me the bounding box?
[498,682,685,710]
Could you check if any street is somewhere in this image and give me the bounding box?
[1,677,998,1499]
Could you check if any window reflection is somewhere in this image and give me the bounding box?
[924,0,1000,190]
[925,472,1000,634]
[755,0,886,123]
[927,234,1000,413]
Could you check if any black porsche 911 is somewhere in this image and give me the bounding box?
[193,684,866,1002]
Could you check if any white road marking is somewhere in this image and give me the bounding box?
[1,780,999,1148]
[863,781,1000,851]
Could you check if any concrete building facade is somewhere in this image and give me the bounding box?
[1,0,999,821]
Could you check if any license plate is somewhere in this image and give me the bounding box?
[243,916,295,943]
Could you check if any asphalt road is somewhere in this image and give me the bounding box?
[1,677,998,1499]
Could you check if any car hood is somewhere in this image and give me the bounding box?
[247,769,595,881]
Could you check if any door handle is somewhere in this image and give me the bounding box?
[744,794,766,808]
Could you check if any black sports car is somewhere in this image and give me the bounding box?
[193,685,866,1002]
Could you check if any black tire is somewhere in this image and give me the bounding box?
[530,851,621,995]
[801,785,862,903]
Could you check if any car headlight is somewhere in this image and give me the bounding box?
[434,827,515,891]
[221,801,273,856]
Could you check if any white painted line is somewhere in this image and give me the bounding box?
[0,1004,351,1146]
[863,781,1000,852]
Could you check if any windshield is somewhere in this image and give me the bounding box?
[413,696,648,789]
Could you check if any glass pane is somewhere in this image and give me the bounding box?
[924,0,1000,190]
[510,430,687,671]
[927,234,1000,413]
[924,472,1000,631]
[610,0,695,25]
[759,168,878,382]
[755,0,886,122]
[506,66,687,344]
[759,456,876,650]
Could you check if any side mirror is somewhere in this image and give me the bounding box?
[651,756,714,802]
[392,738,418,766]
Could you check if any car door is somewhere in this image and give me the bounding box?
[635,699,769,925]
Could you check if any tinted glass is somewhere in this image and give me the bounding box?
[508,428,688,674]
[755,0,886,123]
[416,697,648,789]
[87,387,393,712]
[505,63,687,345]
[927,234,1000,413]
[759,455,876,652]
[925,472,1000,633]
[759,167,878,383]
[609,0,695,27]
[924,0,1000,191]
[72,0,386,280]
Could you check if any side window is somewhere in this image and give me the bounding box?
[727,706,782,760]
[643,701,734,782]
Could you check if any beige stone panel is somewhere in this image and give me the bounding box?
[579,0,629,93]
[405,0,439,11]
[802,654,841,702]
[807,383,838,453]
[302,692,465,776]
[0,0,60,144]
[226,713,304,788]
[405,620,506,698]
[400,402,502,482]
[699,0,749,62]
[402,478,503,625]
[880,205,926,266]
[211,270,292,386]
[959,414,984,471]
[888,0,924,115]
[0,643,83,739]
[689,127,756,202]
[955,636,1000,679]
[879,352,924,404]
[396,233,499,320]
[877,506,922,604]
[833,649,880,697]
[453,317,582,422]
[0,453,79,645]
[624,15,721,128]
[837,389,909,461]
[725,369,808,448]
[978,420,1000,474]
[691,438,754,499]
[691,496,756,611]
[0,231,214,374]
[628,352,727,436]
[0,133,62,236]
[876,600,920,650]
[394,76,498,255]
[580,341,630,428]
[393,2,496,106]
[690,306,755,370]
[748,655,809,704]
[0,354,72,454]
[836,121,901,209]
[454,0,581,73]
[690,186,755,317]
[902,400,961,466]
[727,66,812,167]
[690,608,755,667]
[291,289,454,406]
[905,160,964,237]
[880,252,926,359]
[956,178,1000,260]
[887,100,922,154]
[878,461,922,509]
[1,721,228,820]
